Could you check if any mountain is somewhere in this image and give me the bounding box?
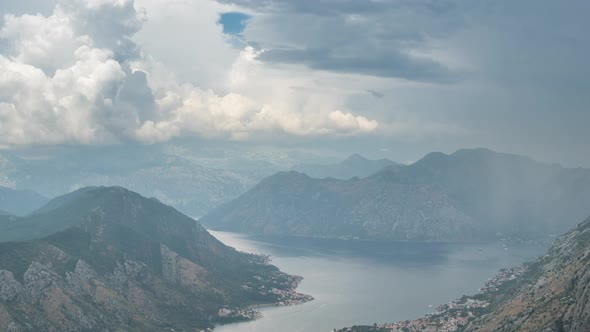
[200,171,479,241]
[201,148,590,241]
[463,215,590,331]
[0,186,311,331]
[0,147,259,218]
[0,146,397,219]
[293,153,398,179]
[0,186,49,216]
[337,214,590,332]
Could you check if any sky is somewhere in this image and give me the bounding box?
[0,0,589,166]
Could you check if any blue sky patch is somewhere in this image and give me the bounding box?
[218,12,250,35]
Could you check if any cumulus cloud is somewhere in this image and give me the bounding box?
[133,70,379,143]
[0,46,126,146]
[0,0,380,148]
[0,8,84,74]
[0,0,143,146]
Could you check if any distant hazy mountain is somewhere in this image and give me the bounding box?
[0,146,399,218]
[0,186,49,216]
[0,186,309,330]
[0,147,259,218]
[293,153,398,179]
[201,148,590,241]
[337,214,590,332]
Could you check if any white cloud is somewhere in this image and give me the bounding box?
[133,77,379,143]
[0,9,85,74]
[0,0,382,148]
[0,45,126,146]
[329,110,378,133]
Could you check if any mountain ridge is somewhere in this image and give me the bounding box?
[292,153,399,180]
[202,148,590,241]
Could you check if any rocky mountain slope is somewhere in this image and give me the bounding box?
[463,215,590,332]
[0,186,48,216]
[0,186,310,331]
[201,148,590,241]
[293,154,398,180]
[337,214,590,332]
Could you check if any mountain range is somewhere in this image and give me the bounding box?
[0,186,310,331]
[0,145,393,218]
[0,186,48,216]
[201,148,590,241]
[0,147,260,218]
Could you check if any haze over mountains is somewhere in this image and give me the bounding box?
[202,148,590,241]
[0,187,48,216]
[1,0,588,330]
[0,146,258,218]
[1,147,590,331]
[4,146,589,242]
[0,186,309,330]
[0,145,396,218]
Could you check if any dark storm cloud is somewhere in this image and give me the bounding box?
[220,0,590,86]
[258,47,458,82]
[218,0,466,82]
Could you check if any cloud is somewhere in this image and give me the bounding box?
[61,0,144,62]
[0,0,380,148]
[0,46,127,146]
[219,0,465,82]
[2,0,589,167]
[212,0,590,165]
[0,9,84,75]
[256,47,457,82]
[133,68,379,143]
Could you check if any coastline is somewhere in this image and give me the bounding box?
[213,274,314,330]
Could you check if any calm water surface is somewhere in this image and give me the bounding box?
[211,231,545,332]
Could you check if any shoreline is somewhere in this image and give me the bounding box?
[213,274,314,330]
[208,229,551,245]
[335,265,529,332]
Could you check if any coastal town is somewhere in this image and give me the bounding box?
[248,273,315,305]
[215,273,314,326]
[336,265,528,332]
